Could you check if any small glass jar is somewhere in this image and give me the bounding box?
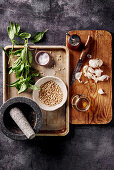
[71,94,90,112]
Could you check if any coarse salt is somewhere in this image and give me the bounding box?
[38,53,49,65]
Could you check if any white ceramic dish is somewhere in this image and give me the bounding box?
[33,76,68,111]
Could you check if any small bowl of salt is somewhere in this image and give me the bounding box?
[35,51,53,67]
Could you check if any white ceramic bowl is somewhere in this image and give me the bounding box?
[33,76,68,111]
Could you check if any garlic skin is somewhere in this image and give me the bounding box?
[83,65,88,73]
[84,81,88,84]
[75,72,82,83]
[98,88,105,95]
[89,59,103,68]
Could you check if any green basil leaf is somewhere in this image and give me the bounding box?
[28,50,32,64]
[13,49,22,56]
[10,21,16,35]
[11,39,17,45]
[8,54,14,64]
[29,84,40,90]
[18,82,27,94]
[9,68,13,74]
[16,23,20,34]
[8,79,20,87]
[13,64,21,72]
[15,83,21,91]
[31,73,40,77]
[19,63,24,71]
[16,63,24,78]
[12,58,21,69]
[32,29,48,43]
[20,46,27,63]
[7,26,14,40]
[16,71,20,78]
[25,64,30,77]
[26,73,40,82]
[0,46,8,56]
[19,32,31,39]
[12,58,21,66]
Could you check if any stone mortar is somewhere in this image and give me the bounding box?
[0,97,42,140]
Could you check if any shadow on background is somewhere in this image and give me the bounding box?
[106,32,114,127]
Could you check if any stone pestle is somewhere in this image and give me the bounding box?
[10,107,35,139]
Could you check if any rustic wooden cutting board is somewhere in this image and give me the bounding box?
[66,30,112,124]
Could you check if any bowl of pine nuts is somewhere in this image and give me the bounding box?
[33,76,68,111]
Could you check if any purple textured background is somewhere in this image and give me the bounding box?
[0,0,114,170]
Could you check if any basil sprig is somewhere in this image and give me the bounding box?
[8,45,40,93]
[5,21,47,93]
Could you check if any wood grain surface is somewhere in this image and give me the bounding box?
[66,30,112,124]
[3,46,69,136]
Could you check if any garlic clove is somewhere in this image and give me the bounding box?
[98,88,105,95]
[89,59,103,68]
[75,72,82,83]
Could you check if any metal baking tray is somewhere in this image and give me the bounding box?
[3,45,69,136]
